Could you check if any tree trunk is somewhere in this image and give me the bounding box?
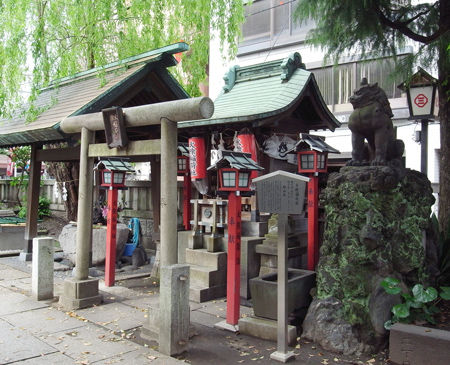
[47,156,79,222]
[438,0,450,233]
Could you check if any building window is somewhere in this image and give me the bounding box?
[312,56,406,106]
[240,0,314,50]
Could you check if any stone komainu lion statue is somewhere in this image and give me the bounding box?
[347,78,404,166]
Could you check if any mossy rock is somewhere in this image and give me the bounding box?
[303,166,434,354]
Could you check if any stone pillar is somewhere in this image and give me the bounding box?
[75,127,95,280]
[59,127,101,310]
[32,237,54,300]
[20,143,42,261]
[159,264,190,356]
[160,117,178,266]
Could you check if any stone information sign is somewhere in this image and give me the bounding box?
[253,170,309,362]
[254,171,309,215]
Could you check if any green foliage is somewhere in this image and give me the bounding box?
[294,1,446,74]
[431,214,450,286]
[0,0,245,117]
[381,277,450,329]
[17,197,51,219]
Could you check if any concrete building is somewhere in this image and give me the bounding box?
[208,0,440,213]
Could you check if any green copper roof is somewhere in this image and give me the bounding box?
[179,52,340,131]
[0,42,189,148]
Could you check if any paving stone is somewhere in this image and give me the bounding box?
[122,294,160,310]
[74,302,147,332]
[190,309,224,328]
[0,287,47,315]
[43,324,140,363]
[0,276,32,292]
[12,351,75,364]
[0,318,58,364]
[91,348,184,364]
[0,267,30,280]
[3,306,85,335]
[99,283,141,299]
[195,299,254,319]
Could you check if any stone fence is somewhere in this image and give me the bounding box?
[0,178,185,249]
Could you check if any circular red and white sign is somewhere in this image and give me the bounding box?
[414,94,428,108]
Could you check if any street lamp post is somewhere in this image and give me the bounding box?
[291,134,339,271]
[208,151,263,331]
[95,158,134,287]
[398,67,438,175]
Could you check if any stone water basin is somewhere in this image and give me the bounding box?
[249,268,316,320]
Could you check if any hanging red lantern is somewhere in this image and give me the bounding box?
[235,131,259,180]
[188,137,207,180]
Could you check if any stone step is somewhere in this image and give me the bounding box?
[189,284,227,303]
[185,248,227,270]
[189,265,226,287]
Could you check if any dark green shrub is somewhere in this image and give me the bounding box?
[17,197,51,219]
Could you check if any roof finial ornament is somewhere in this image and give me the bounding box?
[280,52,305,82]
[223,65,240,93]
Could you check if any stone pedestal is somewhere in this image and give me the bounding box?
[188,231,203,249]
[32,237,54,300]
[59,277,102,310]
[302,166,435,355]
[238,316,297,345]
[206,234,221,252]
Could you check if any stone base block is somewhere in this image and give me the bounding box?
[59,277,102,310]
[241,221,268,237]
[238,316,297,346]
[214,320,239,333]
[206,235,221,252]
[189,284,226,303]
[270,350,295,363]
[19,252,32,262]
[188,232,203,249]
[389,323,450,365]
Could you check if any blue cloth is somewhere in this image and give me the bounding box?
[128,218,141,247]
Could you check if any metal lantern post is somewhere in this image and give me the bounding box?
[208,151,263,331]
[178,144,191,230]
[398,67,438,175]
[95,159,134,287]
[292,134,339,271]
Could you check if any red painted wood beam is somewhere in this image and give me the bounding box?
[105,188,118,287]
[226,192,242,325]
[183,174,191,231]
[307,175,319,271]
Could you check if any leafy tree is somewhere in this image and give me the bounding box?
[0,0,245,115]
[0,0,245,220]
[294,0,450,232]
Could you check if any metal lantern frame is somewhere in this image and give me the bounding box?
[398,67,438,120]
[297,150,328,173]
[218,167,252,192]
[100,169,126,188]
[207,150,264,196]
[177,143,190,175]
[95,158,134,189]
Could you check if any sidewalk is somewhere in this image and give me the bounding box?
[0,256,388,365]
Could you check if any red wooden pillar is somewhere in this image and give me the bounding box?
[105,188,118,287]
[307,175,319,271]
[226,191,242,325]
[183,174,191,230]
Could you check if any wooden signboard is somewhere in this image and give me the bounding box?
[102,107,128,149]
